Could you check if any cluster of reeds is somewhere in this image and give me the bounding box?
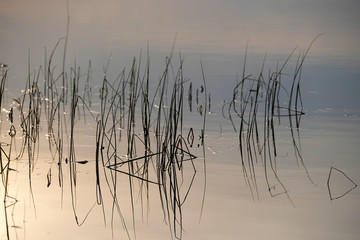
[1,37,314,239]
[0,63,10,239]
[1,37,206,240]
[3,31,358,240]
[0,63,21,239]
[96,50,204,239]
[2,47,206,240]
[1,45,71,240]
[223,37,321,202]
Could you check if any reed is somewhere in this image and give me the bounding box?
[0,32,325,239]
[327,166,357,201]
[1,25,206,240]
[0,65,10,240]
[70,47,202,239]
[222,37,321,203]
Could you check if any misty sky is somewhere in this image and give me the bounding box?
[1,0,359,58]
[1,0,360,111]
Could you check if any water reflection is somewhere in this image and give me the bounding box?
[327,166,357,201]
[1,47,209,239]
[0,43,358,239]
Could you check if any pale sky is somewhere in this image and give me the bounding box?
[1,0,359,57]
[1,0,360,103]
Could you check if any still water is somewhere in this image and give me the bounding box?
[1,1,360,238]
[0,51,359,239]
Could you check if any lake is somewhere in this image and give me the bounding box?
[1,48,359,239]
[1,1,360,239]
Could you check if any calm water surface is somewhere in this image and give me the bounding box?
[1,1,359,235]
[1,76,359,239]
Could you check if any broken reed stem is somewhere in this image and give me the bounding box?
[327,166,357,201]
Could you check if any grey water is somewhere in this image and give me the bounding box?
[1,1,360,239]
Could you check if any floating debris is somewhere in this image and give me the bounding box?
[188,82,193,112]
[76,160,89,165]
[200,85,204,93]
[8,108,13,123]
[207,146,217,155]
[327,166,357,201]
[197,105,203,115]
[47,169,52,187]
[187,128,194,147]
[9,125,16,138]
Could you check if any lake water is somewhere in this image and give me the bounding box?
[1,51,359,240]
[1,1,360,239]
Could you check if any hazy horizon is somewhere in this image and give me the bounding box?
[1,2,360,239]
[1,0,360,112]
[2,1,359,57]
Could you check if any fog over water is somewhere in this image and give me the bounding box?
[1,1,360,240]
[1,0,359,114]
